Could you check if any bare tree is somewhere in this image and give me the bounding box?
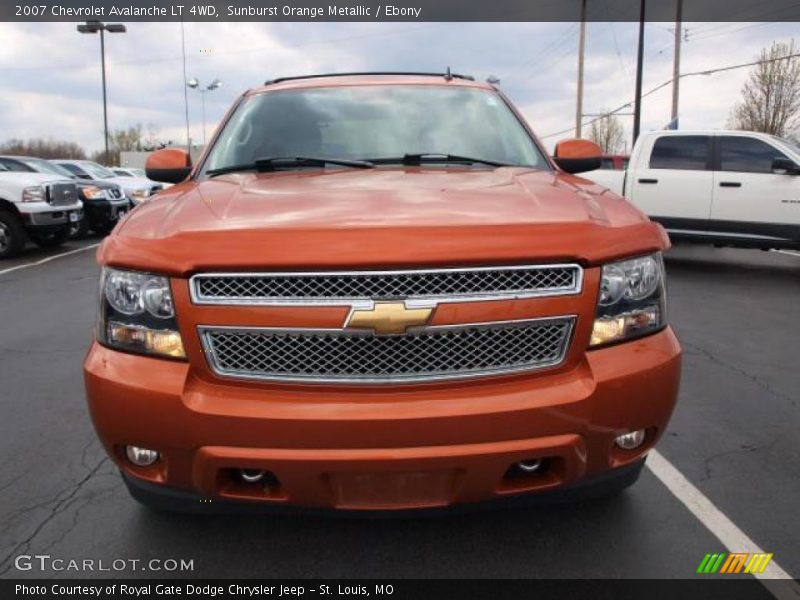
[728,39,800,137]
[0,138,86,159]
[92,124,146,165]
[587,112,625,154]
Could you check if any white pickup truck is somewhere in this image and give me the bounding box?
[0,168,83,258]
[587,130,800,250]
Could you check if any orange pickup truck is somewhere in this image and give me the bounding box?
[84,72,681,513]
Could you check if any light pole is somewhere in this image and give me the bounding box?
[186,78,223,147]
[77,20,126,165]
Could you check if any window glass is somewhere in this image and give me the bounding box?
[59,163,87,177]
[80,162,116,179]
[0,158,28,172]
[649,136,710,170]
[719,136,788,174]
[204,85,546,172]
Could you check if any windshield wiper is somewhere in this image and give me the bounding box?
[206,156,374,177]
[365,153,512,168]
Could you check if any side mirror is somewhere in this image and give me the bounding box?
[771,157,799,175]
[146,148,192,184]
[552,139,603,174]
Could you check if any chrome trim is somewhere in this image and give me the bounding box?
[189,264,584,307]
[666,228,785,241]
[197,315,576,384]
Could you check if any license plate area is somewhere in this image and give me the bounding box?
[329,469,458,509]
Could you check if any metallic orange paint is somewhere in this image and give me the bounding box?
[85,75,681,510]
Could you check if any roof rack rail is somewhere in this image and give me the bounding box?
[263,71,475,85]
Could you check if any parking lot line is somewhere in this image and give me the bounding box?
[647,450,798,596]
[0,243,99,277]
[772,249,800,258]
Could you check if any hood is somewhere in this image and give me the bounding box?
[109,176,157,193]
[101,167,669,275]
[0,172,74,186]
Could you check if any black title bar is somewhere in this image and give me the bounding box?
[5,0,800,22]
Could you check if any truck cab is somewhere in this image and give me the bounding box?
[588,130,800,250]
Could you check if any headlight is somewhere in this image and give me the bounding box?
[130,188,151,200]
[590,253,666,347]
[21,186,45,202]
[81,185,107,200]
[98,267,185,359]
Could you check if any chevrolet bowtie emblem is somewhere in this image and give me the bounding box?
[346,302,433,335]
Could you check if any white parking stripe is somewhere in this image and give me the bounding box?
[0,243,99,277]
[647,450,799,597]
[772,249,800,258]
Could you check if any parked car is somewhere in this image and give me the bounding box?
[587,131,800,249]
[0,164,83,258]
[111,167,147,178]
[85,72,681,512]
[53,159,163,207]
[0,156,129,237]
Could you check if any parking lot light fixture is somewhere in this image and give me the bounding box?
[77,20,127,165]
[187,77,223,146]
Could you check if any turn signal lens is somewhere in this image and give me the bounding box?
[590,307,661,346]
[107,322,185,358]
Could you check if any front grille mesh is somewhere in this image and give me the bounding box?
[192,265,581,304]
[47,182,79,206]
[201,317,574,383]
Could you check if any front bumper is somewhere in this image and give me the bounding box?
[84,327,681,511]
[19,200,83,229]
[83,198,129,229]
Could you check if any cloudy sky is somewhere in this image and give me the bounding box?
[0,20,796,155]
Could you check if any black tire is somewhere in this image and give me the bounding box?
[93,221,116,236]
[30,226,69,249]
[69,217,90,239]
[0,210,27,259]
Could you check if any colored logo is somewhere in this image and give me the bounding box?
[697,552,773,574]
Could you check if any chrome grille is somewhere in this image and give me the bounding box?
[199,317,574,384]
[191,265,582,305]
[47,182,79,206]
[109,186,124,199]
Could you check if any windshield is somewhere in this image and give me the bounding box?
[203,85,547,173]
[21,158,76,178]
[82,161,116,179]
[770,135,800,156]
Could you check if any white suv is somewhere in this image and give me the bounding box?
[0,167,83,258]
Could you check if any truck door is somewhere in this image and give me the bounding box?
[629,134,714,233]
[711,135,800,242]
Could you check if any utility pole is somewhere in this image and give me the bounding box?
[575,0,587,138]
[632,0,646,145]
[670,0,683,127]
[181,21,191,154]
[77,20,126,165]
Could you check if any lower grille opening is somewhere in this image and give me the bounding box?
[219,469,286,501]
[499,457,563,493]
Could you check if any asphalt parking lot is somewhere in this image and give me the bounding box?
[0,240,797,581]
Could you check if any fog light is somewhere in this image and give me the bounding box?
[125,445,159,467]
[240,469,265,483]
[615,429,646,450]
[517,459,543,473]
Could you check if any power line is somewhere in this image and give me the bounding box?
[540,52,800,140]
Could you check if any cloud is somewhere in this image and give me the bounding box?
[0,20,797,155]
